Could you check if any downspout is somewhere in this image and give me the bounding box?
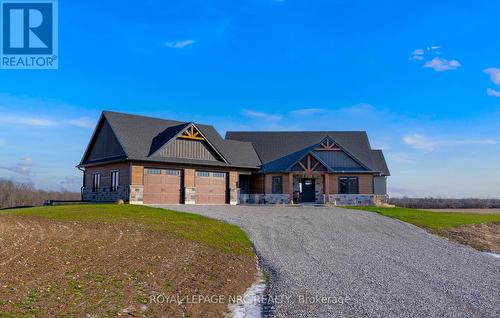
[78,167,85,201]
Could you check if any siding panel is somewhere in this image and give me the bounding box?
[373,176,387,195]
[157,139,220,161]
[314,150,365,170]
[87,120,126,161]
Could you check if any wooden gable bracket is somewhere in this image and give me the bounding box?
[315,138,341,151]
[297,154,326,173]
[178,125,205,141]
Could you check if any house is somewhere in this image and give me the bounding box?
[78,111,390,205]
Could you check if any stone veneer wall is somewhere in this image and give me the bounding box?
[129,185,144,204]
[82,186,129,202]
[328,194,388,206]
[184,187,196,204]
[239,194,291,204]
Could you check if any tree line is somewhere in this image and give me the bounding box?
[389,197,500,209]
[0,180,80,209]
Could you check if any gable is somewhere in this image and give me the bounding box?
[290,153,328,173]
[312,136,368,171]
[315,137,341,151]
[85,119,126,162]
[155,138,222,161]
[152,124,225,162]
[313,150,366,171]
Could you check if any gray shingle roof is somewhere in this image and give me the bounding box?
[226,131,389,175]
[370,150,391,176]
[81,111,261,168]
[81,111,389,176]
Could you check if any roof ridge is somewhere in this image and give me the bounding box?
[226,130,368,133]
[103,110,188,125]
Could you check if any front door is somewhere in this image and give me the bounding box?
[301,178,316,202]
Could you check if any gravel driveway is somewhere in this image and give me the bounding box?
[154,205,500,318]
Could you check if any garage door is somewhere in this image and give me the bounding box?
[143,168,182,204]
[196,171,227,204]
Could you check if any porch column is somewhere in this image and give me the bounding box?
[229,171,239,205]
[324,173,330,203]
[288,172,294,204]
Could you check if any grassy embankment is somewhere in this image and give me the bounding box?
[346,206,500,252]
[2,204,253,255]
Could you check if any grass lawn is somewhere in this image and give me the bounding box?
[0,204,257,317]
[1,204,253,255]
[345,206,500,229]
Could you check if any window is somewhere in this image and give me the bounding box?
[197,171,209,177]
[92,172,100,192]
[338,177,359,194]
[213,172,225,178]
[165,169,180,176]
[146,169,162,175]
[272,176,283,194]
[111,170,119,192]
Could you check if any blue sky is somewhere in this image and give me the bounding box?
[0,0,499,197]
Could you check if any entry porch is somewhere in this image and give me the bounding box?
[238,172,388,206]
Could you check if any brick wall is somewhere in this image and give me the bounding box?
[83,162,130,201]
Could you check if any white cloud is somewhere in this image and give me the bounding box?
[342,103,376,115]
[423,58,461,72]
[165,39,196,49]
[389,153,414,164]
[404,134,497,151]
[68,117,95,129]
[0,157,33,176]
[487,88,500,97]
[427,45,441,51]
[409,46,441,61]
[242,109,282,121]
[483,68,500,85]
[409,49,425,61]
[0,114,57,126]
[403,134,436,151]
[59,176,81,192]
[0,112,95,129]
[289,108,325,116]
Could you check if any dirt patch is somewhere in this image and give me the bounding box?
[422,209,500,214]
[433,222,500,253]
[0,215,256,317]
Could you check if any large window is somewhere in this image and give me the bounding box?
[272,176,283,194]
[339,177,359,194]
[92,172,100,192]
[111,170,119,192]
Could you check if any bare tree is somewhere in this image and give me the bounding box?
[389,197,500,209]
[0,180,80,209]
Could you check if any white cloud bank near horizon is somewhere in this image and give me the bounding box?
[403,134,497,151]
